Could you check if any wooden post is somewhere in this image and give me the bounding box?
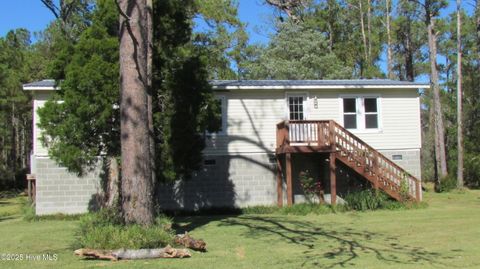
[26,174,35,203]
[329,153,337,205]
[415,179,421,202]
[372,152,379,190]
[27,177,31,202]
[277,156,283,207]
[286,153,293,206]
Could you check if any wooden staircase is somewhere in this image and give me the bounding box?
[275,120,422,205]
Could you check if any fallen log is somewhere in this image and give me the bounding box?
[174,232,207,252]
[74,245,191,261]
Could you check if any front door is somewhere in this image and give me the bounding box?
[286,94,309,143]
[286,94,307,120]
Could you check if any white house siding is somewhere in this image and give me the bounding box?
[33,91,52,157]
[204,90,285,155]
[206,88,421,154]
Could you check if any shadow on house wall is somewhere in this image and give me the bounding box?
[156,97,278,211]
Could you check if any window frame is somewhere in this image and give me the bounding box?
[285,92,309,121]
[339,94,382,133]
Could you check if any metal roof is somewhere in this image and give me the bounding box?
[23,79,429,91]
[23,79,57,90]
[211,79,429,89]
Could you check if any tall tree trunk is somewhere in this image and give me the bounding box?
[427,15,448,185]
[11,103,17,187]
[327,0,334,53]
[476,0,480,69]
[118,0,154,225]
[367,0,372,62]
[456,0,464,188]
[146,0,156,189]
[358,0,369,69]
[386,0,393,79]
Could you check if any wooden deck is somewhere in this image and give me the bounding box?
[275,120,422,206]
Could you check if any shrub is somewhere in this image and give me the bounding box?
[437,175,458,193]
[76,209,174,250]
[344,189,389,211]
[299,170,323,203]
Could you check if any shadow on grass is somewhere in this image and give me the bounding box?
[0,215,16,222]
[173,214,239,234]
[219,216,461,268]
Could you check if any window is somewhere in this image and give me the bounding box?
[209,96,226,134]
[341,96,380,131]
[287,95,306,120]
[343,98,357,129]
[364,98,378,129]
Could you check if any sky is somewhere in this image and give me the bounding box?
[0,0,472,83]
[0,0,274,44]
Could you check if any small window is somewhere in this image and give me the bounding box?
[343,98,357,129]
[288,96,305,120]
[204,159,216,166]
[392,154,403,160]
[364,98,378,129]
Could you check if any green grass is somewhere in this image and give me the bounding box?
[1,190,480,268]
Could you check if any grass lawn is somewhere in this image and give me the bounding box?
[1,190,480,269]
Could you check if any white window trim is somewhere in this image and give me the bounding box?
[208,95,227,136]
[339,94,383,133]
[285,92,309,120]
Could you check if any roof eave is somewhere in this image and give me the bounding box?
[23,86,57,91]
[212,84,430,90]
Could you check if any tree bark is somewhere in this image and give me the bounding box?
[456,0,463,188]
[426,12,448,183]
[106,157,120,208]
[118,0,154,225]
[327,0,334,53]
[476,0,480,70]
[359,0,369,68]
[367,0,372,62]
[386,0,394,79]
[146,0,156,189]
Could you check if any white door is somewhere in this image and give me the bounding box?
[286,94,312,143]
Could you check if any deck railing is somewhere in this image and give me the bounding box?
[276,120,421,201]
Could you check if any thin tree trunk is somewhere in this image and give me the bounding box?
[359,0,369,67]
[118,0,154,225]
[405,23,414,81]
[11,103,17,187]
[327,0,334,53]
[386,0,393,79]
[427,15,448,184]
[476,1,480,69]
[367,0,372,61]
[456,0,464,188]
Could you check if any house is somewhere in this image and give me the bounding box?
[24,79,429,215]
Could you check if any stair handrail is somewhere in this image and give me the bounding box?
[330,120,421,201]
